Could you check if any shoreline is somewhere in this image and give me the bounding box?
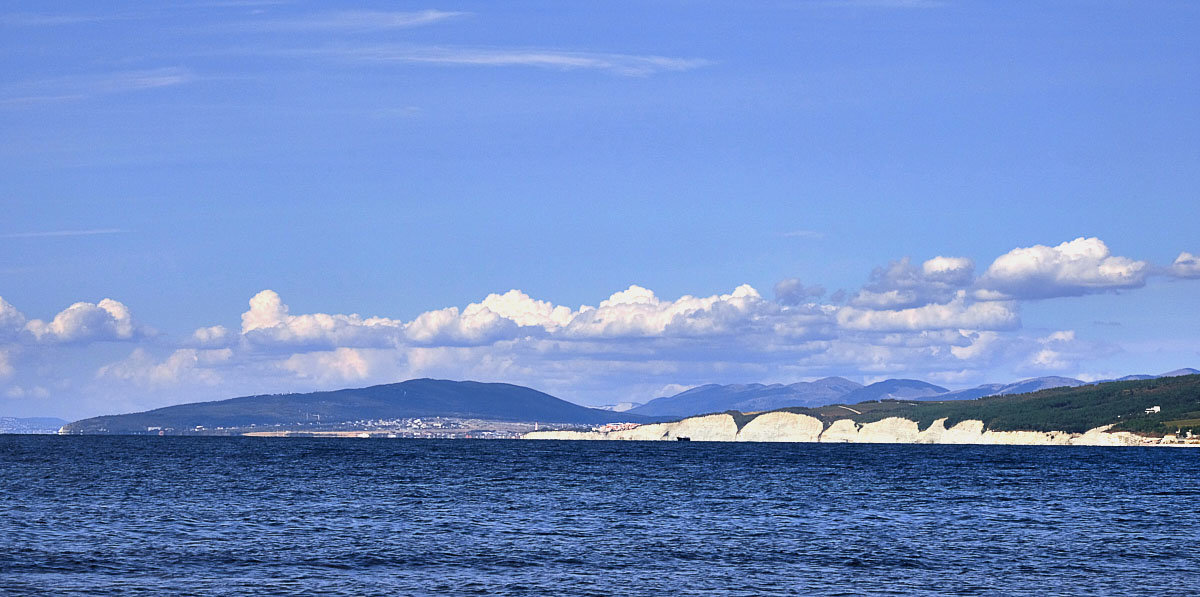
[523,413,1200,447]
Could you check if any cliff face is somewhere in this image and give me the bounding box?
[524,413,1160,446]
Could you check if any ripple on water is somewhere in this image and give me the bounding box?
[1,437,1199,596]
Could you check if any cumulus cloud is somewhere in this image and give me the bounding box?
[280,347,373,383]
[191,325,232,347]
[836,292,1019,332]
[774,278,825,305]
[404,289,570,345]
[563,284,774,339]
[949,331,1004,361]
[977,237,1148,299]
[0,297,27,339]
[17,235,1200,415]
[97,348,230,387]
[241,290,404,349]
[849,256,974,309]
[922,256,974,285]
[1168,252,1200,279]
[24,298,139,343]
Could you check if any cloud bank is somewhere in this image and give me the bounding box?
[1,236,1195,416]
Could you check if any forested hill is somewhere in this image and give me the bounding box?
[765,374,1200,436]
[62,379,649,434]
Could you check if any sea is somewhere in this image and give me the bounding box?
[1,437,1198,596]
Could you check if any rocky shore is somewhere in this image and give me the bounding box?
[523,412,1199,447]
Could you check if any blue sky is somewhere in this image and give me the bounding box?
[2,1,1198,419]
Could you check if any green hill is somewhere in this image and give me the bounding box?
[62,379,648,434]
[761,374,1200,436]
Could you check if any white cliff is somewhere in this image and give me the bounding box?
[523,413,1177,447]
[735,412,823,442]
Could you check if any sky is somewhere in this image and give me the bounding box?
[1,1,1198,420]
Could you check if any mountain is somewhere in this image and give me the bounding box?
[992,376,1085,395]
[540,375,1200,443]
[628,377,863,418]
[935,384,1006,401]
[1161,368,1200,377]
[936,376,1085,400]
[62,379,647,435]
[784,374,1200,436]
[838,379,948,403]
[1086,369,1199,383]
[0,417,69,434]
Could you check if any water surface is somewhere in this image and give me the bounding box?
[2,437,1197,595]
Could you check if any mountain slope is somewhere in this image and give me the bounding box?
[628,377,862,417]
[778,374,1200,436]
[62,379,645,434]
[936,376,1084,400]
[1161,368,1200,377]
[838,379,948,403]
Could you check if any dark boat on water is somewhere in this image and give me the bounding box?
[676,436,691,442]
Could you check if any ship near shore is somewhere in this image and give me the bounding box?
[526,374,1200,447]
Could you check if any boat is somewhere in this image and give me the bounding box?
[676,436,691,442]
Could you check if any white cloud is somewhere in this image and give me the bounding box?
[977,237,1148,299]
[0,296,27,339]
[563,284,773,339]
[400,284,789,344]
[404,289,575,345]
[1040,330,1076,343]
[1168,252,1200,279]
[473,289,576,329]
[241,290,404,349]
[0,347,13,379]
[4,385,50,399]
[280,347,372,383]
[949,331,1003,361]
[836,293,1019,332]
[251,10,466,31]
[97,348,230,387]
[921,256,974,285]
[849,256,973,309]
[324,45,711,77]
[2,68,192,107]
[774,278,825,305]
[404,304,520,346]
[24,298,139,343]
[15,233,1199,416]
[191,325,232,347]
[0,228,124,239]
[1017,329,1115,373]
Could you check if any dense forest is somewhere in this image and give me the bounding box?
[765,374,1200,436]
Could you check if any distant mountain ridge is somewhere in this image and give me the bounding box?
[627,368,1199,419]
[62,379,650,435]
[628,377,862,417]
[838,379,948,403]
[56,368,1200,435]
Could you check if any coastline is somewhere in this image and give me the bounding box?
[523,412,1200,447]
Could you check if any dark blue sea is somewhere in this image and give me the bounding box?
[1,437,1198,596]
